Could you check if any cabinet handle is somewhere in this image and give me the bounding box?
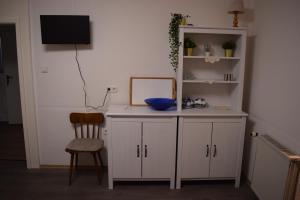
[213,145,217,157]
[137,145,140,157]
[206,145,209,157]
[145,145,148,158]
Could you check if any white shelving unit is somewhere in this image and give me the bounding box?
[184,56,241,60]
[177,26,247,111]
[176,26,248,189]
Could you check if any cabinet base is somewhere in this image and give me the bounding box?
[109,178,175,190]
[176,177,240,189]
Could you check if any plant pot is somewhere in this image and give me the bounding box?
[185,48,193,56]
[224,49,234,57]
[180,18,187,25]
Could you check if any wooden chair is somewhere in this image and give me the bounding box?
[65,113,104,185]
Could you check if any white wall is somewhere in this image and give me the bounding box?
[30,0,239,165]
[244,0,300,180]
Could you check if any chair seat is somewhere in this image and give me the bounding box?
[66,138,104,152]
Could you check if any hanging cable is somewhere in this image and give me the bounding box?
[74,44,109,110]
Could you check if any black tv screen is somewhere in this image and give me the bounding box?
[40,15,90,44]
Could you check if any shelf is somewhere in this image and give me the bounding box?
[179,25,248,31]
[183,80,239,84]
[177,27,247,112]
[179,106,248,117]
[184,56,240,60]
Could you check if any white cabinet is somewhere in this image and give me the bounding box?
[107,117,177,189]
[106,102,247,190]
[181,122,211,178]
[177,117,246,189]
[174,26,248,189]
[210,122,240,177]
[142,122,176,179]
[111,121,141,178]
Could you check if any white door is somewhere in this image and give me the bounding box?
[0,33,8,121]
[0,25,22,124]
[181,122,212,178]
[111,121,141,178]
[142,121,176,178]
[0,72,7,121]
[4,60,22,124]
[210,122,240,177]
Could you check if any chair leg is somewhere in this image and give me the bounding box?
[97,151,104,167]
[75,153,78,171]
[69,153,75,185]
[92,152,101,184]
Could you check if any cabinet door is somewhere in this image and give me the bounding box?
[181,122,212,178]
[111,121,141,178]
[210,122,241,178]
[142,121,176,178]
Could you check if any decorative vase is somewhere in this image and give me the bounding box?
[185,48,193,56]
[224,49,233,57]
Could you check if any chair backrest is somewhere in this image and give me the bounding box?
[70,113,104,139]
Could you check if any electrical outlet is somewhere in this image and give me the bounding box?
[107,86,118,93]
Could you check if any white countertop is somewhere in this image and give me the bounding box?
[179,25,248,31]
[106,105,248,117]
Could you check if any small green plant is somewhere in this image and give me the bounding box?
[184,38,197,48]
[222,40,236,50]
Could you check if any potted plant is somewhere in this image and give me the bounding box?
[184,38,197,56]
[222,40,236,57]
[169,13,183,71]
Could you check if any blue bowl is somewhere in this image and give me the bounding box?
[144,98,176,111]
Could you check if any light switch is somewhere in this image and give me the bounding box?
[40,66,48,73]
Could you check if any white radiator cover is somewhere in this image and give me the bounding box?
[251,135,300,200]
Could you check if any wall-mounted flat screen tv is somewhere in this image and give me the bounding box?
[40,15,90,44]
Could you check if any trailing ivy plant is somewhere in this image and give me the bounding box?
[169,13,183,72]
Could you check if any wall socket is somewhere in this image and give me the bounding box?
[107,86,118,93]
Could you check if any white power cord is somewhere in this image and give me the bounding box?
[74,44,109,110]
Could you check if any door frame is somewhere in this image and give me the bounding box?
[0,17,40,168]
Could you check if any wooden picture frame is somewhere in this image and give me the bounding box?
[130,77,176,105]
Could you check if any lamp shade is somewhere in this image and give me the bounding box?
[228,0,244,13]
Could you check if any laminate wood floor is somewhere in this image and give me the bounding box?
[0,161,258,200]
[0,122,26,160]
